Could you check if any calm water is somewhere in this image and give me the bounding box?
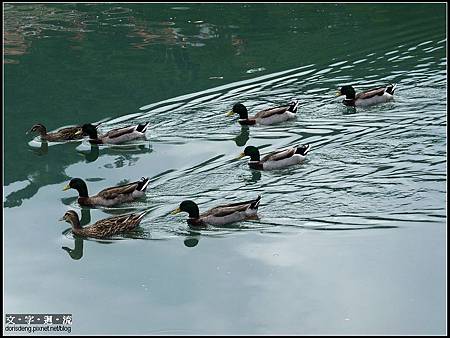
[4,3,447,335]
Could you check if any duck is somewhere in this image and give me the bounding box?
[27,123,86,142]
[239,144,311,170]
[59,209,147,239]
[337,84,397,107]
[63,177,150,207]
[77,122,149,145]
[226,101,299,125]
[171,195,261,227]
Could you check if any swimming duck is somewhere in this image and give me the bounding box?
[63,177,150,207]
[78,122,149,145]
[337,84,397,107]
[27,123,85,142]
[171,195,262,227]
[226,101,299,125]
[239,144,311,170]
[60,209,147,239]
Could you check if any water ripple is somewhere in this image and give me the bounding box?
[6,8,446,241]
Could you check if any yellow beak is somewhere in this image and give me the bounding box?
[336,90,342,97]
[63,184,71,191]
[237,152,245,159]
[226,110,235,117]
[171,207,181,215]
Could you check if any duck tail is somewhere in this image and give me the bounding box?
[296,144,311,156]
[137,177,150,192]
[137,209,151,220]
[287,100,300,113]
[131,208,151,225]
[386,83,397,95]
[136,122,149,133]
[250,195,262,210]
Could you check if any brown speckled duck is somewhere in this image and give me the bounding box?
[27,123,85,142]
[60,210,147,239]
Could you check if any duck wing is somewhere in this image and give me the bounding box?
[254,106,289,119]
[48,126,84,140]
[96,180,141,199]
[356,86,387,99]
[103,126,137,139]
[203,196,261,217]
[261,148,296,162]
[58,126,82,135]
[87,212,144,237]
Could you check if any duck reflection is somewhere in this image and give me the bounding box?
[77,142,151,166]
[30,141,49,156]
[79,208,92,225]
[61,234,119,261]
[234,125,250,147]
[247,169,262,183]
[61,208,91,260]
[62,236,84,260]
[184,230,201,248]
[77,144,99,162]
[343,106,358,115]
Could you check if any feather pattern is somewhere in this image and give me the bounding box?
[229,101,299,125]
[339,84,397,107]
[64,177,150,207]
[27,123,85,142]
[81,122,149,144]
[60,210,147,239]
[172,196,262,227]
[242,144,310,170]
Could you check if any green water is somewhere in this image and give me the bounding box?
[4,3,447,335]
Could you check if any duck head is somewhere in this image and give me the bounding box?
[27,123,47,136]
[78,123,98,139]
[227,103,249,119]
[59,210,81,228]
[337,85,356,100]
[239,145,261,162]
[171,200,200,219]
[63,178,89,197]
